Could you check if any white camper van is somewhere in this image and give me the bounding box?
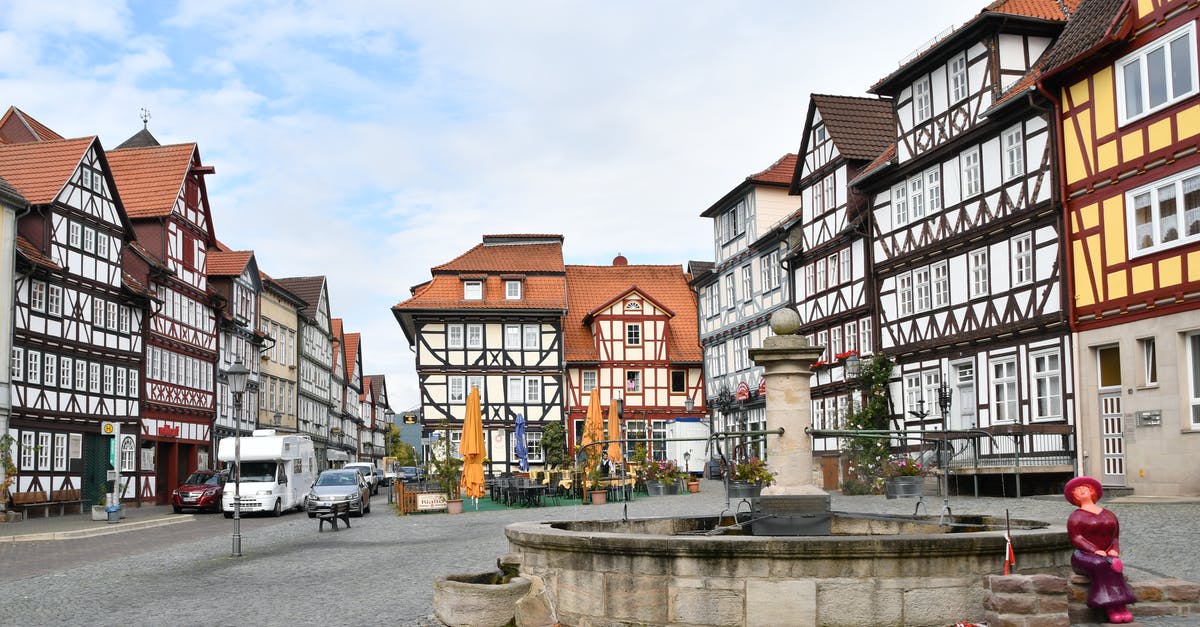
[218,429,316,517]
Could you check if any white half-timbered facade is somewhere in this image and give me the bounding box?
[694,156,798,459]
[851,3,1076,489]
[110,135,220,504]
[1,135,148,508]
[786,94,894,489]
[0,175,22,495]
[275,276,335,467]
[566,262,704,463]
[209,250,263,443]
[392,235,567,473]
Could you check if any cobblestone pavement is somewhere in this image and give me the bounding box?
[0,481,1195,626]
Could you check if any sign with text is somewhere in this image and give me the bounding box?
[416,492,447,511]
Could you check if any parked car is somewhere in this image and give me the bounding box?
[373,467,388,487]
[305,469,371,518]
[344,462,380,495]
[170,469,227,514]
[398,466,423,483]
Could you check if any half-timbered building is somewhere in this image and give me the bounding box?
[359,374,385,465]
[0,135,148,507]
[208,249,264,442]
[0,174,26,495]
[1041,0,1200,495]
[565,259,704,462]
[275,276,335,467]
[108,133,220,503]
[339,327,366,461]
[365,375,393,463]
[392,234,567,472]
[257,272,303,432]
[693,155,798,459]
[850,0,1078,491]
[327,318,354,466]
[787,94,894,489]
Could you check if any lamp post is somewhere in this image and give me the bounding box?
[220,357,251,558]
[273,411,282,429]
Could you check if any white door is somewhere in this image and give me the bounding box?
[1097,346,1125,486]
[951,361,975,431]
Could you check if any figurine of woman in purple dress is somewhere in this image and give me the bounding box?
[1065,475,1136,624]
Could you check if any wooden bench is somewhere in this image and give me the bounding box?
[316,502,351,532]
[9,489,82,518]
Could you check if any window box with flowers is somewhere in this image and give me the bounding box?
[883,456,927,499]
[727,457,775,499]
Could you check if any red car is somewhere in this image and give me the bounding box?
[170,470,227,513]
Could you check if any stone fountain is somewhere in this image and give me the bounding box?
[504,309,1072,626]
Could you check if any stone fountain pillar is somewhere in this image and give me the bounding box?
[747,307,828,535]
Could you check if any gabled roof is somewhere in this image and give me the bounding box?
[116,127,161,149]
[701,154,796,218]
[106,143,198,219]
[1040,0,1130,81]
[366,375,389,408]
[260,271,308,308]
[330,318,345,378]
[792,94,894,193]
[344,332,361,378]
[0,174,26,207]
[15,235,61,271]
[0,107,64,145]
[274,276,327,319]
[0,137,98,204]
[849,144,897,190]
[871,0,1079,94]
[433,234,565,273]
[563,264,701,363]
[207,250,254,276]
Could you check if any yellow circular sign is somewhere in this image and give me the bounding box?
[102,423,114,435]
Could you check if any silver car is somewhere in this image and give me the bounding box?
[305,469,371,518]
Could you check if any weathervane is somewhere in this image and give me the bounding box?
[139,107,151,130]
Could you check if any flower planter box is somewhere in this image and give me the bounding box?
[726,480,761,500]
[665,481,680,495]
[884,476,924,499]
[645,480,665,496]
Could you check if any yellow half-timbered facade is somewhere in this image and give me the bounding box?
[1045,0,1200,494]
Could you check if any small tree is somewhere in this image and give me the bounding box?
[385,425,418,465]
[541,421,568,469]
[841,353,896,494]
[430,436,462,499]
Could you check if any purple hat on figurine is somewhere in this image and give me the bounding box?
[1064,476,1103,506]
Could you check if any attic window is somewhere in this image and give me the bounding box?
[505,280,522,300]
[464,281,482,300]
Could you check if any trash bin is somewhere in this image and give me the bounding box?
[105,504,121,524]
[705,460,722,480]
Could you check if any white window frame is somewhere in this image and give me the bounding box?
[1189,333,1200,427]
[860,318,872,355]
[83,227,95,254]
[26,350,41,385]
[626,323,642,346]
[119,306,131,333]
[38,432,51,469]
[845,322,858,354]
[990,357,1019,423]
[961,146,981,198]
[525,431,544,462]
[523,324,539,350]
[816,259,826,293]
[48,285,62,317]
[581,370,597,394]
[20,432,34,470]
[839,249,851,283]
[1013,233,1033,286]
[741,265,753,302]
[525,378,541,404]
[68,222,81,248]
[103,365,114,395]
[1140,337,1158,387]
[914,266,931,313]
[827,253,839,286]
[904,373,923,416]
[116,366,127,396]
[11,347,23,381]
[926,167,941,213]
[467,375,484,401]
[508,377,525,403]
[724,274,736,307]
[43,354,56,387]
[1116,21,1198,126]
[30,280,46,313]
[75,360,87,390]
[120,437,135,472]
[950,52,968,102]
[822,174,836,212]
[1003,125,1024,181]
[909,174,925,220]
[448,376,465,404]
[1126,165,1200,257]
[463,280,482,300]
[897,272,914,317]
[970,249,989,298]
[505,280,521,300]
[96,232,109,259]
[466,324,483,349]
[128,370,138,398]
[933,261,950,307]
[89,362,100,393]
[447,324,464,349]
[505,325,521,350]
[59,357,72,390]
[893,183,909,226]
[913,75,932,122]
[53,433,67,471]
[1031,349,1062,422]
[625,370,642,393]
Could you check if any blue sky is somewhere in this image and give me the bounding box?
[0,0,981,409]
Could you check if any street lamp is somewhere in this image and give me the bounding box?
[221,357,251,558]
[273,412,282,429]
[844,353,862,379]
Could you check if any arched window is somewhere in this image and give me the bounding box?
[120,436,136,472]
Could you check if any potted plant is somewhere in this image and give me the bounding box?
[661,461,681,495]
[728,457,775,499]
[641,456,665,496]
[883,455,927,499]
[587,462,606,505]
[431,438,463,513]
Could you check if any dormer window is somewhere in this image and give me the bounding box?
[464,281,482,300]
[505,280,521,300]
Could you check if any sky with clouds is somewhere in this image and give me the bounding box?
[0,0,981,411]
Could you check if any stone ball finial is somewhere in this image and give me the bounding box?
[770,308,802,336]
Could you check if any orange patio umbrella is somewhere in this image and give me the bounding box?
[459,386,486,508]
[606,400,622,465]
[580,389,605,475]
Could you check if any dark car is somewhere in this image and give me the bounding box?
[398,466,423,483]
[305,469,371,517]
[170,470,227,513]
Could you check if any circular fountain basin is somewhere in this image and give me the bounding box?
[505,512,1071,627]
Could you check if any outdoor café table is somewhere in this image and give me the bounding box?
[518,484,545,507]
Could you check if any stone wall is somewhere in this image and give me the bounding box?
[983,573,1200,627]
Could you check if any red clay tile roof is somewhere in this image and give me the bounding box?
[849,144,897,189]
[393,274,568,311]
[810,95,894,162]
[433,235,565,273]
[987,0,1081,20]
[106,143,197,219]
[123,271,152,297]
[747,154,798,185]
[14,235,61,270]
[274,276,326,319]
[563,264,701,363]
[0,107,64,144]
[0,137,96,204]
[344,333,361,378]
[207,250,253,276]
[701,154,796,217]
